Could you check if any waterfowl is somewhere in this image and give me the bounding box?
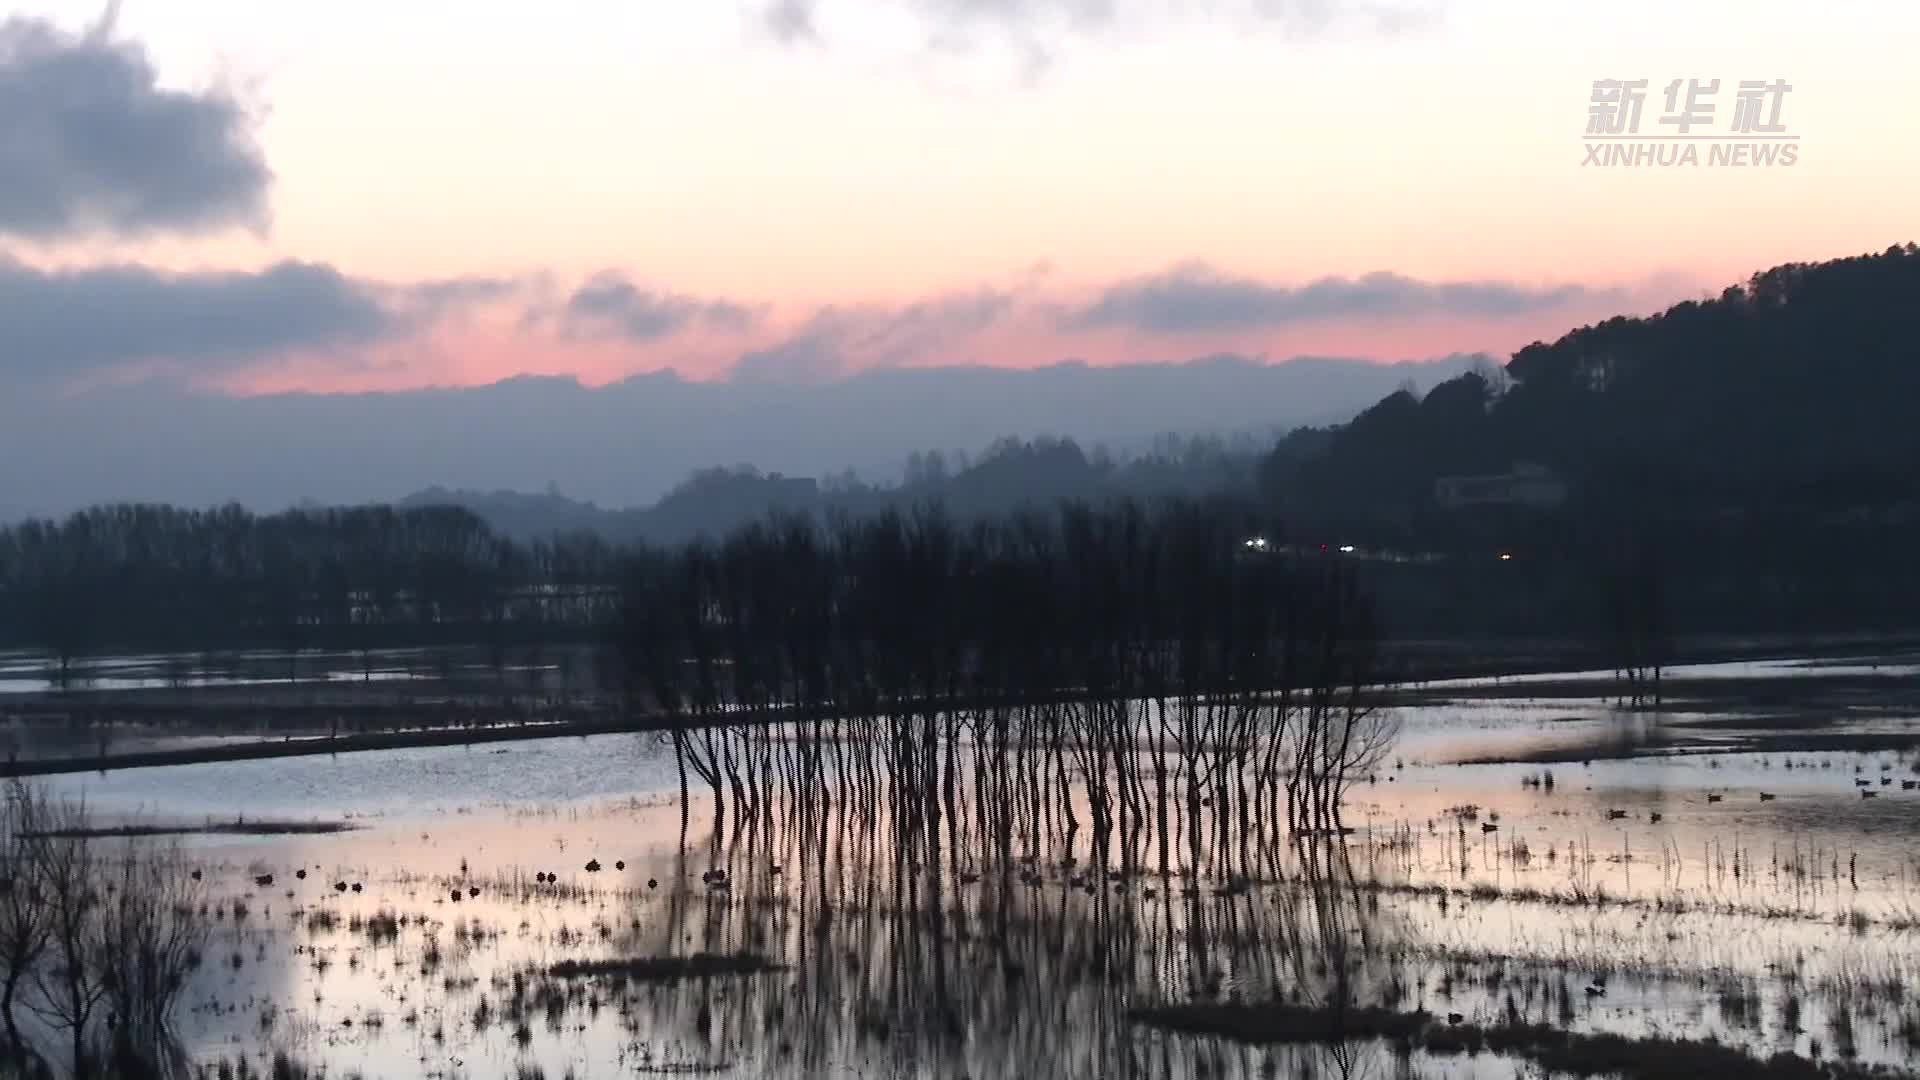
[584,859,601,873]
[647,878,658,890]
[468,886,479,898]
[1759,793,1776,802]
[614,861,625,871]
[1606,809,1628,820]
[334,881,347,892]
[450,888,462,902]
[1649,812,1662,824]
[1480,822,1498,833]
[351,883,363,893]
[254,874,273,887]
[1706,794,1723,803]
[295,869,307,880]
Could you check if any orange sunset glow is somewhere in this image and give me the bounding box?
[5,0,1914,396]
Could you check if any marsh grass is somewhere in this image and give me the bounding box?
[1719,978,1763,1030]
[355,910,401,944]
[194,1050,358,1080]
[1132,1001,1901,1080]
[544,952,779,982]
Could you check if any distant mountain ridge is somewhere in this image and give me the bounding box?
[0,353,1485,518]
[395,429,1293,544]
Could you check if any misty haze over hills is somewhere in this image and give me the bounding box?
[2,353,1483,520]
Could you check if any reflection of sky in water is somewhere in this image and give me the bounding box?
[41,732,681,821]
[0,646,509,694]
[1390,697,1673,764]
[5,643,1917,695]
[140,777,1920,1080]
[15,653,1920,1077]
[1423,653,1920,690]
[42,690,1920,914]
[0,670,429,694]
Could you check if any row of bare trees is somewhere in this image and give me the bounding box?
[595,499,1403,1077]
[608,499,1398,893]
[0,504,618,682]
[0,784,207,1079]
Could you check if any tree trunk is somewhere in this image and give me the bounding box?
[2,972,22,1066]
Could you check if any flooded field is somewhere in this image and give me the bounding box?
[12,652,1920,1079]
[0,645,612,767]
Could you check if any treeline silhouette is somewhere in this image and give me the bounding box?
[0,503,619,674]
[0,495,1381,721]
[1263,244,1920,641]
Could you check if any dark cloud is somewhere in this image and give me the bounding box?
[1068,263,1611,334]
[731,329,846,382]
[762,0,821,43]
[396,276,525,318]
[559,271,759,342]
[0,258,502,380]
[0,12,271,240]
[730,288,1015,381]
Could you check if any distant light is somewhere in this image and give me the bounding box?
[1498,552,1514,561]
[1243,536,1269,551]
[1338,544,1356,554]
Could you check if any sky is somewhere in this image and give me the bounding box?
[4,0,1915,398]
[1,0,1917,515]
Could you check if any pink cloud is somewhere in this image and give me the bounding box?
[182,268,1703,395]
